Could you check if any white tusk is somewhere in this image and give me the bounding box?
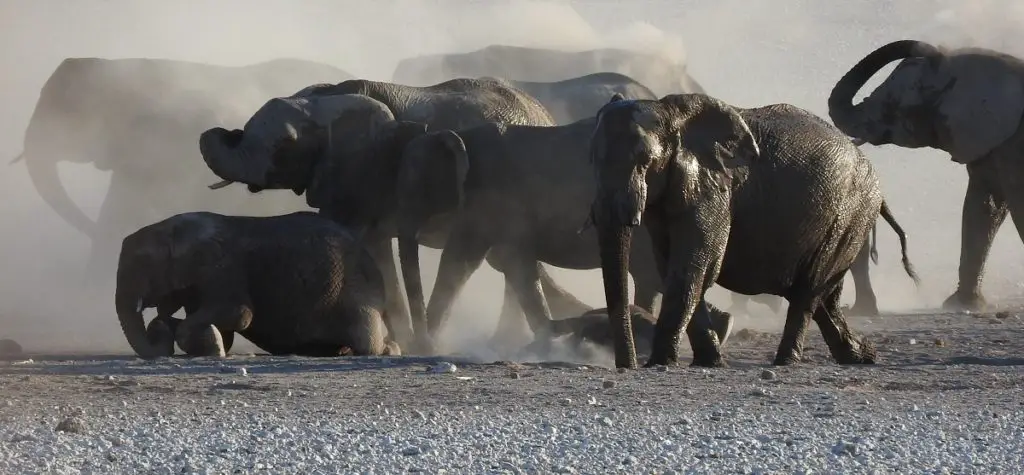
[136,299,144,313]
[208,180,234,190]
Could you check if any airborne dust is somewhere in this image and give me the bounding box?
[0,0,1021,356]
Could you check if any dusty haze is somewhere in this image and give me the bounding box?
[0,0,1022,355]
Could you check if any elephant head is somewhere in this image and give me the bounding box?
[828,39,1024,164]
[589,93,759,368]
[394,130,470,340]
[115,213,228,359]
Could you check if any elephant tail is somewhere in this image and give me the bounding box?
[870,222,879,265]
[879,200,920,287]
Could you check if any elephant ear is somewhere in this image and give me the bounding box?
[934,54,1024,164]
[663,95,760,175]
[429,130,470,209]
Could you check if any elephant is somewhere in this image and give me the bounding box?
[828,39,1024,312]
[12,56,352,285]
[198,83,593,350]
[392,110,730,353]
[545,303,733,359]
[115,211,401,359]
[391,44,706,97]
[508,72,658,125]
[589,93,920,369]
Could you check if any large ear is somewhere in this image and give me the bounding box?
[433,130,470,209]
[662,95,760,175]
[935,55,1024,164]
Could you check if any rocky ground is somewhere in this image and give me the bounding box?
[0,309,1022,474]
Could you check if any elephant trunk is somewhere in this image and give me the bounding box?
[198,128,268,188]
[397,231,429,350]
[114,264,164,359]
[827,40,940,137]
[596,218,639,369]
[24,151,97,238]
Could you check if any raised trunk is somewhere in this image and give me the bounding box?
[24,152,97,238]
[114,270,164,359]
[397,233,429,349]
[597,221,638,369]
[198,128,268,187]
[827,40,939,136]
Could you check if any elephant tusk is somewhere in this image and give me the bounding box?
[136,298,144,313]
[208,180,234,190]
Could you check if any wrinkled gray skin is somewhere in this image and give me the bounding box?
[391,44,706,97]
[731,201,916,318]
[393,115,690,353]
[509,72,658,124]
[13,57,351,284]
[116,211,399,359]
[199,80,592,351]
[590,94,920,369]
[545,303,733,359]
[829,39,1024,312]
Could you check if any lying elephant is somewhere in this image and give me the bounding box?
[508,72,659,125]
[590,94,920,369]
[199,83,593,351]
[391,44,706,97]
[115,211,400,358]
[546,303,734,359]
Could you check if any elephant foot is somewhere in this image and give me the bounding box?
[942,291,988,312]
[690,352,727,368]
[177,324,227,358]
[843,302,879,318]
[383,340,402,356]
[145,318,177,357]
[832,338,877,365]
[772,352,802,366]
[644,346,680,368]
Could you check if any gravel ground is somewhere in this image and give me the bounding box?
[1,310,1022,474]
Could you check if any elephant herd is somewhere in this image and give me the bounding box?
[14,40,1024,368]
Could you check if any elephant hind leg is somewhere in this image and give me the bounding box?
[812,280,876,365]
[773,293,815,366]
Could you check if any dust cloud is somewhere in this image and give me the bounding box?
[0,1,1021,356]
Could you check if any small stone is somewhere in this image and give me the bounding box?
[427,362,457,373]
[10,433,35,443]
[599,416,613,426]
[508,371,521,379]
[602,380,616,389]
[760,369,777,380]
[995,311,1013,319]
[908,338,917,345]
[55,416,86,434]
[561,398,573,405]
[934,338,946,347]
[401,446,422,456]
[831,440,859,456]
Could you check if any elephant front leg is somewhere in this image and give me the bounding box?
[846,241,879,317]
[944,172,1007,311]
[645,215,727,368]
[488,283,531,352]
[424,227,491,349]
[178,286,254,357]
[369,239,415,349]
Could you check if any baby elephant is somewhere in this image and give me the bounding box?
[547,303,734,358]
[115,211,400,358]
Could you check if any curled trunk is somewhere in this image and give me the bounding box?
[24,152,97,238]
[597,220,639,369]
[198,128,269,188]
[114,278,164,359]
[827,40,940,135]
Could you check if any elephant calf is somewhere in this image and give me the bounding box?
[545,303,734,359]
[115,211,400,358]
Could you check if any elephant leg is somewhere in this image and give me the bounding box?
[944,168,1007,311]
[846,241,879,317]
[424,226,490,343]
[145,317,180,357]
[368,239,414,348]
[176,313,227,358]
[811,280,876,364]
[537,265,592,317]
[488,282,531,352]
[644,214,725,368]
[772,293,814,366]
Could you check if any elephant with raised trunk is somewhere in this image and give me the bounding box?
[829,39,1024,312]
[590,94,920,369]
[116,211,400,359]
[12,57,352,285]
[198,81,592,350]
[391,44,706,97]
[509,72,658,124]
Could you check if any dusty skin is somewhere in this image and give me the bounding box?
[1,308,1022,473]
